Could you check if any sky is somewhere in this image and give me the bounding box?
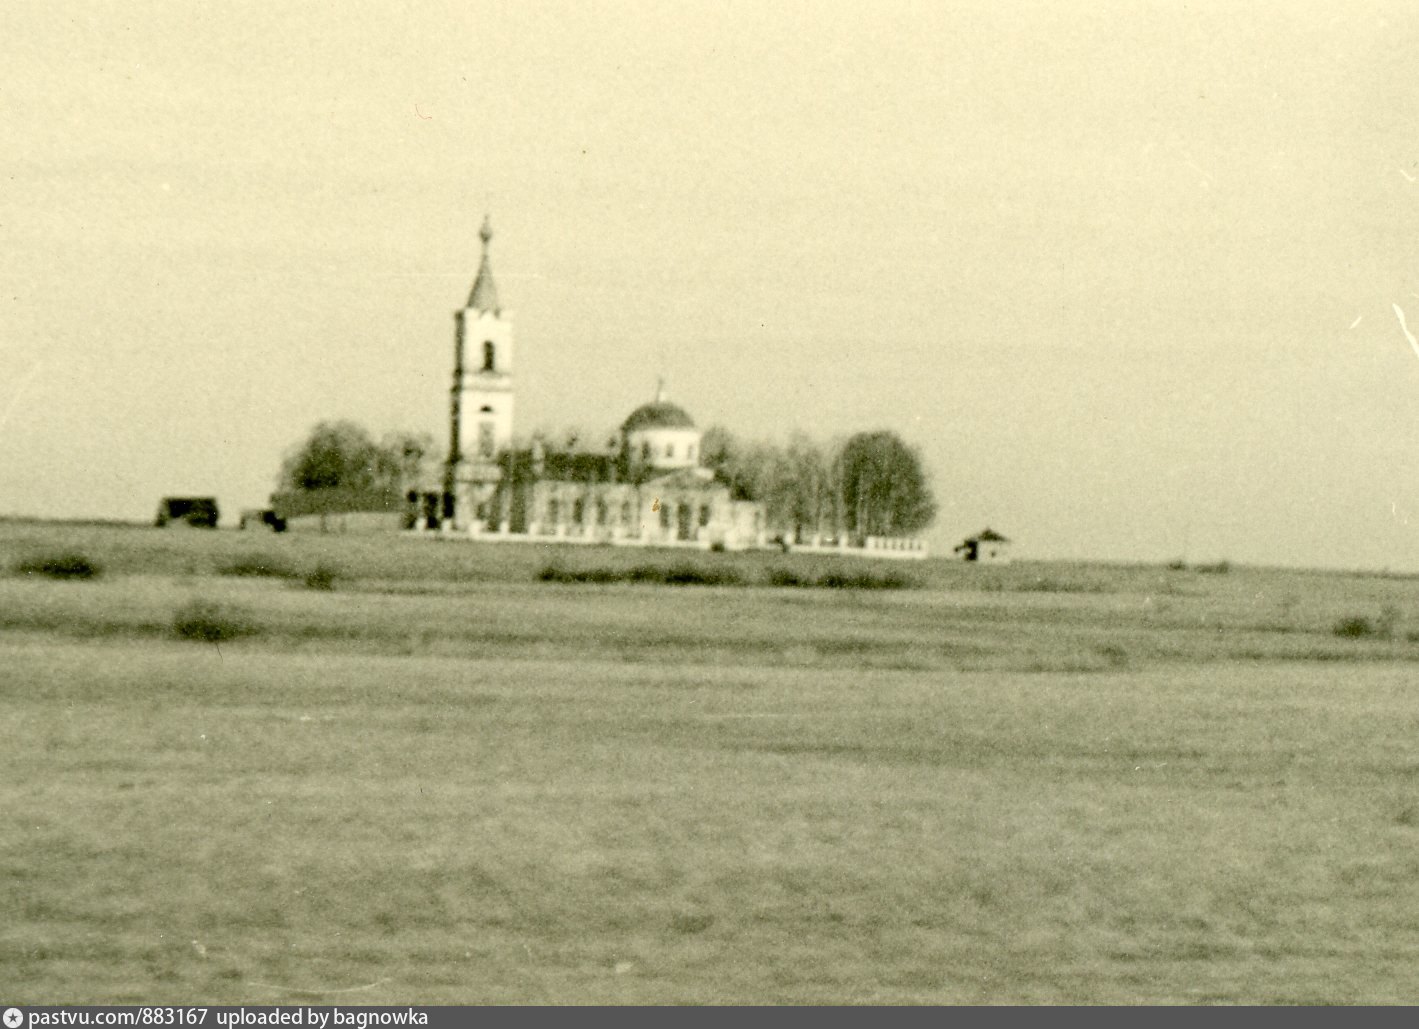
[5,1,1419,569]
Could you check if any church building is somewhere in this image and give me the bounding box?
[441,219,766,550]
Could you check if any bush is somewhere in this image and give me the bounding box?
[1333,615,1379,639]
[1011,576,1105,594]
[219,555,297,579]
[1195,560,1232,575]
[817,569,914,590]
[537,565,624,584]
[535,561,913,590]
[14,552,101,580]
[173,600,256,642]
[662,564,742,587]
[302,564,339,591]
[1095,643,1129,667]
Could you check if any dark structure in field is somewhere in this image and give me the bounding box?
[155,497,219,529]
[955,528,1011,563]
[238,508,288,532]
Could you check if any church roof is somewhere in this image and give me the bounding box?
[641,466,718,490]
[467,216,500,312]
[622,401,695,432]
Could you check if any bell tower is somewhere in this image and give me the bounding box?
[446,215,514,529]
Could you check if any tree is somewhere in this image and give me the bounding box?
[280,422,434,496]
[706,425,935,541]
[378,430,437,495]
[839,430,936,539]
[782,432,832,542]
[700,426,761,501]
[280,421,386,493]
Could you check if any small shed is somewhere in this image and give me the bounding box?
[155,497,219,528]
[955,527,1011,563]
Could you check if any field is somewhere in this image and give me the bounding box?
[4,520,1419,1004]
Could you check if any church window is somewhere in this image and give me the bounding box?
[596,499,608,525]
[665,442,674,458]
[641,442,650,461]
[482,341,496,371]
[620,501,632,523]
[573,498,584,525]
[699,505,711,527]
[660,500,672,530]
[547,499,560,525]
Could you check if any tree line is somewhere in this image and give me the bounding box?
[278,421,436,498]
[699,426,935,542]
[278,421,935,540]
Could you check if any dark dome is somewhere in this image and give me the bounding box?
[621,401,695,432]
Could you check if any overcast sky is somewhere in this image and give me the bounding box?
[4,1,1419,569]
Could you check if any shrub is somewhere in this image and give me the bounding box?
[1166,558,1189,572]
[817,569,914,590]
[670,912,715,935]
[1013,576,1105,594]
[1096,643,1129,667]
[14,552,101,580]
[767,566,914,589]
[537,565,624,584]
[663,564,742,587]
[303,564,338,591]
[535,561,910,590]
[219,555,296,579]
[1333,615,1379,639]
[173,600,256,642]
[1195,560,1232,575]
[1333,608,1400,640]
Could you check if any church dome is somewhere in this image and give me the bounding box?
[622,401,695,432]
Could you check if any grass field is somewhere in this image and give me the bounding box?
[4,520,1419,1003]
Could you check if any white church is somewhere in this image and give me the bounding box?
[437,218,769,550]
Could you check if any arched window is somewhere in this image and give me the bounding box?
[547,499,560,526]
[482,341,496,372]
[665,442,674,458]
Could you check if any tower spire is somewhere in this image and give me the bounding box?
[467,214,500,313]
